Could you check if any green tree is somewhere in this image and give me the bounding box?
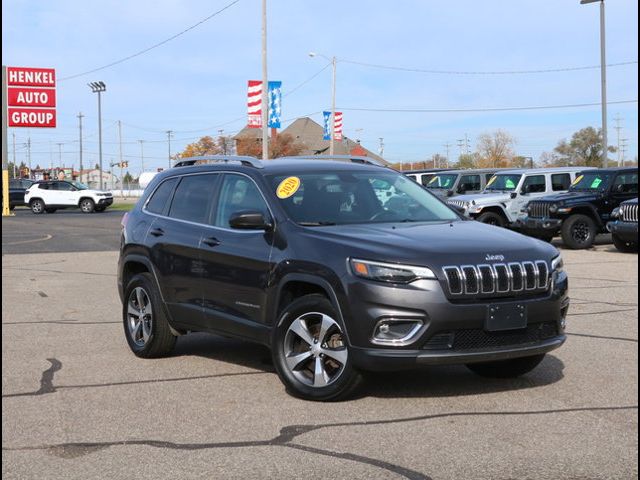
[554,127,616,167]
[455,153,478,169]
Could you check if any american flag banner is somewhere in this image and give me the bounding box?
[334,112,343,141]
[247,80,282,128]
[247,80,262,128]
[323,111,331,140]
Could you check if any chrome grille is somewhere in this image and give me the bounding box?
[443,260,551,297]
[621,203,638,223]
[447,200,467,209]
[529,201,552,218]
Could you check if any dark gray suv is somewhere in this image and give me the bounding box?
[118,156,569,401]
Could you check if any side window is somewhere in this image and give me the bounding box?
[613,173,639,194]
[485,173,494,183]
[421,175,434,187]
[459,175,481,191]
[522,175,546,193]
[552,173,571,191]
[146,177,178,215]
[54,182,74,191]
[214,174,269,228]
[168,174,218,224]
[38,183,50,190]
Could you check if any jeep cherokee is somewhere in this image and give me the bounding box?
[118,155,569,401]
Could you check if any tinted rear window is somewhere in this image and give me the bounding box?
[168,174,218,224]
[146,178,178,215]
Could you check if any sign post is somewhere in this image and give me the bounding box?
[3,65,57,216]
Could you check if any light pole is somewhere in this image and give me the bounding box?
[166,130,173,168]
[138,140,145,175]
[309,52,337,155]
[581,0,608,167]
[88,81,106,189]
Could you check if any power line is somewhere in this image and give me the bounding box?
[284,62,332,98]
[340,59,638,76]
[57,0,242,82]
[339,99,638,113]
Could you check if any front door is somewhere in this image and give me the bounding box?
[199,173,275,339]
[608,171,639,218]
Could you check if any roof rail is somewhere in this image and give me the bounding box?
[279,155,386,167]
[173,155,263,169]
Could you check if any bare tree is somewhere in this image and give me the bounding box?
[476,130,516,168]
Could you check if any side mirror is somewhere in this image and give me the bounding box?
[229,210,273,230]
[447,189,455,197]
[510,192,518,199]
[614,184,625,193]
[520,185,530,195]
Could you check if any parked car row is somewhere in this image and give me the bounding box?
[406,166,637,252]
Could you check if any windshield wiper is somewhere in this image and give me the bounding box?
[298,221,337,226]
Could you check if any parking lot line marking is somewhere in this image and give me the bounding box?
[2,234,52,246]
[568,332,638,343]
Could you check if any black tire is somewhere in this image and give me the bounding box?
[45,208,57,214]
[466,354,546,378]
[79,198,95,213]
[476,211,507,228]
[272,294,363,401]
[561,214,597,249]
[122,272,176,358]
[30,199,45,214]
[612,233,638,253]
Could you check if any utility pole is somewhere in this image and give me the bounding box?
[620,138,628,166]
[166,130,173,168]
[118,121,124,197]
[57,143,63,174]
[77,113,84,183]
[378,137,384,157]
[26,137,31,175]
[138,140,145,175]
[261,0,269,160]
[614,114,623,166]
[444,142,451,167]
[330,56,337,156]
[88,81,106,189]
[12,132,17,178]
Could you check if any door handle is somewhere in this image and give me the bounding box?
[149,227,164,237]
[202,237,220,247]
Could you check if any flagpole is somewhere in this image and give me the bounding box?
[330,56,337,156]
[261,0,269,160]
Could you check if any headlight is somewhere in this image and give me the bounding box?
[611,207,621,219]
[350,259,436,284]
[549,204,559,214]
[551,255,564,273]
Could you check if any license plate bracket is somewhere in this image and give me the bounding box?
[485,304,527,331]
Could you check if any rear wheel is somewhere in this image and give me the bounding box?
[466,354,545,378]
[123,273,176,358]
[612,233,638,253]
[80,198,95,213]
[30,199,45,214]
[476,211,507,227]
[272,294,362,401]
[561,214,596,249]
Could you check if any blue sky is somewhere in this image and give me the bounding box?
[2,0,638,173]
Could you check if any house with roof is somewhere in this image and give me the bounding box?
[234,117,387,164]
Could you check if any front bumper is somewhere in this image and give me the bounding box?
[98,197,114,206]
[515,216,563,233]
[341,272,569,371]
[607,221,638,242]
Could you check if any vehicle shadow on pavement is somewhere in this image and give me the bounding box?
[361,355,564,399]
[171,333,275,373]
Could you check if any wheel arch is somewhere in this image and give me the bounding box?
[566,205,603,228]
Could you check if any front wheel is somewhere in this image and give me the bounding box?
[30,199,45,214]
[272,294,362,401]
[80,198,95,213]
[466,354,546,378]
[612,233,638,253]
[476,211,507,227]
[561,214,596,249]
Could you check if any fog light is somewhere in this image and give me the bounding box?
[372,319,423,346]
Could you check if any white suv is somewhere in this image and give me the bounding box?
[24,180,114,214]
[447,167,594,227]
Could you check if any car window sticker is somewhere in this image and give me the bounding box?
[591,178,603,188]
[505,179,516,189]
[572,175,584,186]
[277,176,301,199]
[486,176,497,186]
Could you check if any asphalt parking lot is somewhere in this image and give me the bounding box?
[2,209,638,479]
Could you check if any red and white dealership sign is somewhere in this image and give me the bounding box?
[6,66,56,128]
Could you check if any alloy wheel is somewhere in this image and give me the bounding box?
[571,221,591,244]
[127,287,153,347]
[283,312,348,388]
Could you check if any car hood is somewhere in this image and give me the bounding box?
[300,220,557,267]
[452,192,512,205]
[528,190,602,205]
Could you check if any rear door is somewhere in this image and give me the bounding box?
[144,173,220,330]
[199,173,275,337]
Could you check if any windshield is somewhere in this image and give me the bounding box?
[426,174,458,189]
[485,174,522,192]
[268,171,459,226]
[71,181,89,190]
[569,172,611,192]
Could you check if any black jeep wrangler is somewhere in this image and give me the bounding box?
[607,197,638,253]
[518,167,638,249]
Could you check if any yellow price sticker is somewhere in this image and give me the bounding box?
[428,176,438,185]
[276,176,301,199]
[486,176,497,186]
[571,175,584,186]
